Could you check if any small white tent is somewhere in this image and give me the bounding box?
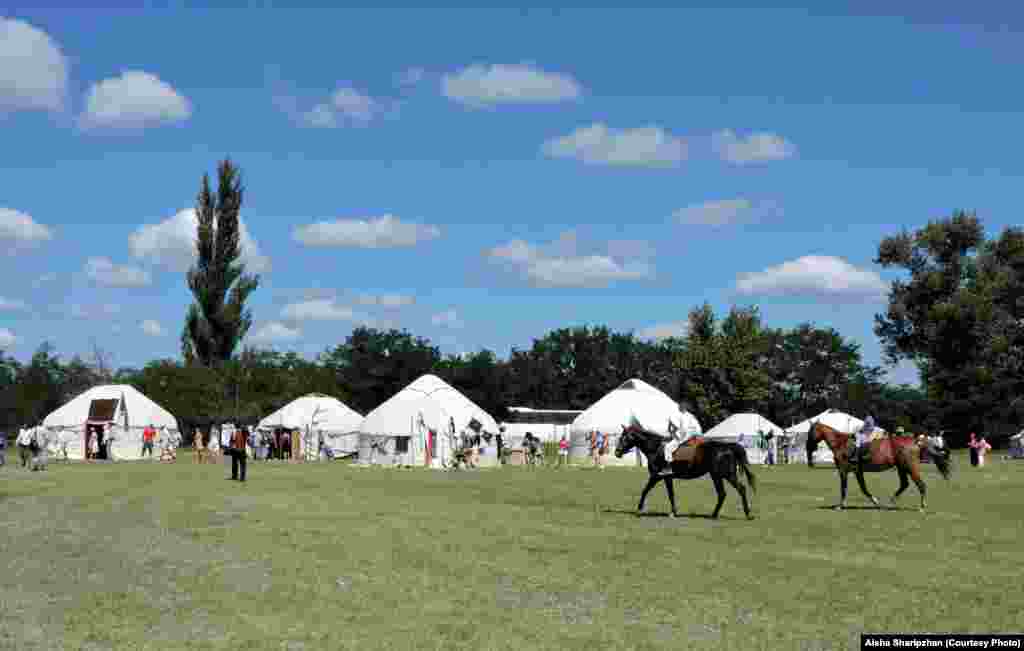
[569,379,702,467]
[783,408,864,465]
[704,413,784,464]
[258,394,363,460]
[357,374,500,468]
[41,384,179,461]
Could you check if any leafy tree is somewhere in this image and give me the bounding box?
[182,158,260,367]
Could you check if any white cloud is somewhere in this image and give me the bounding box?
[0,18,68,113]
[79,70,191,130]
[487,232,654,288]
[69,303,121,320]
[84,256,152,288]
[431,309,464,329]
[397,67,426,87]
[712,129,796,165]
[293,215,441,249]
[443,63,582,108]
[356,293,415,308]
[638,321,688,341]
[300,86,378,127]
[140,319,165,337]
[281,299,355,322]
[249,321,301,343]
[0,208,54,249]
[542,123,687,167]
[0,328,17,348]
[735,255,887,301]
[128,208,271,273]
[673,198,783,226]
[0,297,28,312]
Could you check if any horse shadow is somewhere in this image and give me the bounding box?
[601,508,741,521]
[814,504,918,512]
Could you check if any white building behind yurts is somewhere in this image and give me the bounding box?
[257,393,363,460]
[569,379,701,467]
[357,374,500,468]
[703,413,784,464]
[41,384,179,461]
[783,408,865,465]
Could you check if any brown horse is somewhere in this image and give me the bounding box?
[806,422,951,511]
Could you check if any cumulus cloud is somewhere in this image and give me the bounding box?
[712,129,796,165]
[84,256,152,288]
[487,231,654,288]
[0,297,28,312]
[735,255,887,301]
[281,299,356,322]
[431,309,464,329]
[79,70,191,130]
[638,321,688,341]
[356,293,415,308]
[249,321,301,343]
[128,208,271,273]
[293,215,441,249]
[300,86,380,127]
[0,328,17,348]
[0,208,54,249]
[542,123,687,167]
[140,319,165,337]
[443,63,582,107]
[673,198,783,226]
[0,18,68,112]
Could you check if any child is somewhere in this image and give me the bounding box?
[972,435,992,468]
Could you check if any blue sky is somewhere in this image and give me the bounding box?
[3,6,1024,386]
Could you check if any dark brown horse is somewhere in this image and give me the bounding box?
[615,425,756,520]
[806,422,952,511]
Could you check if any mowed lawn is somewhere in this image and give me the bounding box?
[1,451,1022,651]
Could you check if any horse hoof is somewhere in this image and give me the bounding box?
[746,515,756,521]
[667,512,675,519]
[833,505,844,511]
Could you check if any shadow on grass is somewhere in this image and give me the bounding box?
[602,508,753,521]
[814,504,919,512]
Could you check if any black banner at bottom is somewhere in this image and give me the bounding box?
[863,635,1023,649]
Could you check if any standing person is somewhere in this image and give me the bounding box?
[558,434,569,467]
[764,430,775,466]
[973,435,992,468]
[142,423,156,459]
[0,429,7,467]
[589,431,599,467]
[968,432,979,467]
[17,427,33,468]
[291,428,301,462]
[228,425,248,482]
[595,431,607,469]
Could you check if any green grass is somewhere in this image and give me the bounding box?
[1,451,1021,651]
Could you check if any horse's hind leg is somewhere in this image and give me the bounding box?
[637,476,660,515]
[891,467,910,507]
[663,478,679,518]
[710,475,727,519]
[725,472,753,520]
[908,461,927,511]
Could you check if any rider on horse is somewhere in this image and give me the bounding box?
[852,413,875,468]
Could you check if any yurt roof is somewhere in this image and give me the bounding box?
[784,408,864,434]
[360,374,499,435]
[41,384,177,430]
[704,413,784,439]
[571,378,701,437]
[258,393,363,432]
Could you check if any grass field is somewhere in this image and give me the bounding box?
[1,450,1021,651]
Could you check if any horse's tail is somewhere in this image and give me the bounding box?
[731,443,757,493]
[928,444,953,480]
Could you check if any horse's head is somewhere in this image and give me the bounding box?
[805,421,819,467]
[615,425,638,458]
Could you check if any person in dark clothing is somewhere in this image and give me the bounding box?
[228,426,248,482]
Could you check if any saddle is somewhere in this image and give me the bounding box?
[670,437,705,465]
[852,436,915,466]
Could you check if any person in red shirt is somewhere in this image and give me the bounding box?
[558,434,569,467]
[142,424,156,459]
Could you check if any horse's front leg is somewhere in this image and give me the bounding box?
[836,468,849,510]
[854,469,880,507]
[637,475,660,515]
[663,477,679,518]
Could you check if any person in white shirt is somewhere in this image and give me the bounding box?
[16,427,33,468]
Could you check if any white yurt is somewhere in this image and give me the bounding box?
[703,413,784,464]
[783,408,865,465]
[569,379,702,467]
[41,384,179,461]
[357,374,500,468]
[258,394,363,460]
